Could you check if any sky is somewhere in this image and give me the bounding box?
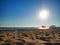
[0,0,60,28]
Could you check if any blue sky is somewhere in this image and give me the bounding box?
[0,0,60,28]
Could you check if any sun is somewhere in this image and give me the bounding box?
[38,9,49,20]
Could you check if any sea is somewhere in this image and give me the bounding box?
[0,27,38,30]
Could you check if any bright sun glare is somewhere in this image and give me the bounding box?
[39,9,49,20]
